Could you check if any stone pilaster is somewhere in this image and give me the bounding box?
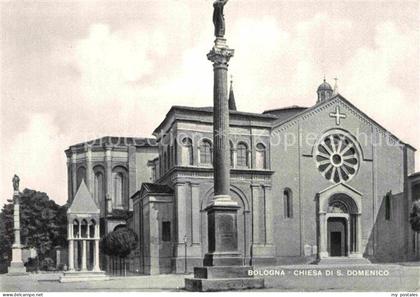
[85,145,93,194]
[104,144,113,215]
[71,148,78,199]
[66,150,72,203]
[319,212,328,258]
[128,145,137,211]
[191,183,201,245]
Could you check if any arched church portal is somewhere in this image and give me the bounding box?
[319,192,363,259]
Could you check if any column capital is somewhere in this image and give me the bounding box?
[84,143,92,152]
[70,148,77,163]
[190,182,200,188]
[207,40,234,67]
[104,143,113,152]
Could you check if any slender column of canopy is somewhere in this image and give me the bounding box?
[94,224,101,271]
[68,223,74,270]
[81,240,87,271]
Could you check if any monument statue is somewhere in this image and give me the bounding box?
[12,174,20,192]
[213,0,229,38]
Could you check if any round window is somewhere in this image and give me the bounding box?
[315,133,359,183]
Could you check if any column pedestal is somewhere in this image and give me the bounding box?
[203,196,242,266]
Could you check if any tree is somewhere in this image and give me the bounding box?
[0,189,67,269]
[100,227,138,275]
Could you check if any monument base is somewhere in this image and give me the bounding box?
[59,270,109,283]
[203,251,243,266]
[185,266,264,292]
[7,262,27,275]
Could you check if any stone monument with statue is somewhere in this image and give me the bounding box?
[185,0,264,291]
[7,175,28,275]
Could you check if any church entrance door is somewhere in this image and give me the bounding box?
[327,217,347,257]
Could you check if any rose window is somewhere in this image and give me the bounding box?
[315,133,359,183]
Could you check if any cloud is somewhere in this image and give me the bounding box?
[341,21,418,147]
[1,114,67,203]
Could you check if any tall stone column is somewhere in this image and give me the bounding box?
[203,37,242,267]
[208,38,233,198]
[185,1,264,290]
[8,175,27,274]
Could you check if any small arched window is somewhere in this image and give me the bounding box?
[237,142,248,167]
[181,137,193,165]
[89,219,96,238]
[81,219,88,238]
[113,172,124,208]
[73,219,80,238]
[256,143,267,169]
[385,193,391,220]
[93,170,104,206]
[76,166,86,190]
[200,140,212,165]
[284,188,293,218]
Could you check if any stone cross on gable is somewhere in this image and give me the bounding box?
[329,106,346,125]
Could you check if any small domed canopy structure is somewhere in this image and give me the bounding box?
[317,79,333,103]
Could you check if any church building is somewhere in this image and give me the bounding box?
[65,79,420,274]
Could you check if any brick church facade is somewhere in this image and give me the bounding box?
[65,80,420,274]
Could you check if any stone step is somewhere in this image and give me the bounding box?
[185,277,264,292]
[193,266,253,279]
[59,271,109,283]
[317,257,371,265]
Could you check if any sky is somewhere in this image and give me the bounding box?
[0,0,419,206]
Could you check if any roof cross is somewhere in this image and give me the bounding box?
[329,106,346,125]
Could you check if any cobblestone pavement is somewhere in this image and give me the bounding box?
[0,263,419,292]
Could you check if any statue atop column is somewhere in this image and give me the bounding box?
[213,0,229,38]
[8,174,27,275]
[12,174,20,192]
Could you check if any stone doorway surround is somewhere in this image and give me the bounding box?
[317,183,364,261]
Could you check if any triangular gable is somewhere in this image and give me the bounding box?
[272,94,415,150]
[318,182,363,197]
[68,179,99,214]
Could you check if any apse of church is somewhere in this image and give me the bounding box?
[65,137,158,234]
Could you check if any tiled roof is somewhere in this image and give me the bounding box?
[68,180,99,214]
